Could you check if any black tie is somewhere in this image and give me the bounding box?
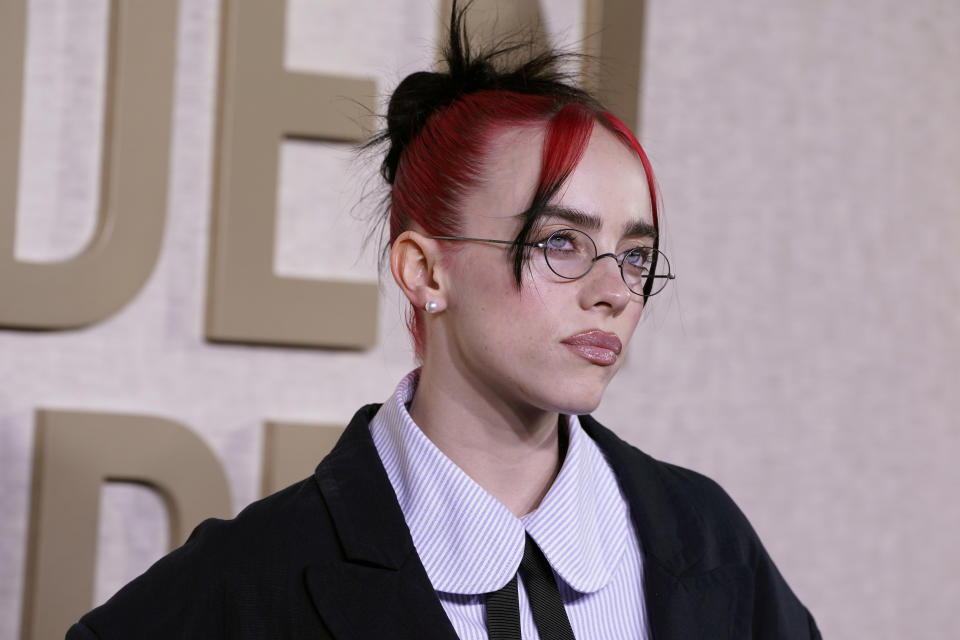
[485,534,576,640]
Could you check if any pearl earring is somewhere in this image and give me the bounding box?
[425,300,440,314]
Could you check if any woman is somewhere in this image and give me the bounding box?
[68,4,820,639]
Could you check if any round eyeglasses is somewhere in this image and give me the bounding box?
[428,228,676,297]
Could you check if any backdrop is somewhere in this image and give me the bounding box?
[1,1,958,639]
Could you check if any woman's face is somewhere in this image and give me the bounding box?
[435,124,654,417]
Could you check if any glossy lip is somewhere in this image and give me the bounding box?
[561,330,623,366]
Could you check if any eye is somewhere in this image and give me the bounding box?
[621,246,652,270]
[543,230,581,254]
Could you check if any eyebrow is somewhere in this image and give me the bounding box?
[534,204,657,239]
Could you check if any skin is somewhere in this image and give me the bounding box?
[390,124,654,517]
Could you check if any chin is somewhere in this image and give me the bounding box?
[564,398,603,416]
[546,382,607,416]
[558,366,620,415]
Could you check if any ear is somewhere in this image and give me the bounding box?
[390,230,447,313]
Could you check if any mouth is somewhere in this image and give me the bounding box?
[561,330,623,366]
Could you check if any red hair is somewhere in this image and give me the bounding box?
[390,90,659,357]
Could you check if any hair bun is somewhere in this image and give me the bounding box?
[382,71,454,184]
[382,57,497,185]
[371,1,594,185]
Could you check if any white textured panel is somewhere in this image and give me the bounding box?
[602,1,960,638]
[94,483,168,607]
[274,140,377,281]
[14,0,107,262]
[286,0,438,78]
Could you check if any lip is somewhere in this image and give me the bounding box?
[561,330,623,366]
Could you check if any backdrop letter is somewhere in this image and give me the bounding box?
[0,1,178,329]
[20,410,231,640]
[206,0,378,349]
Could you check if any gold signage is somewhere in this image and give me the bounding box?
[0,0,177,330]
[206,0,379,349]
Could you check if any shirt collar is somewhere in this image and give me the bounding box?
[521,412,631,593]
[370,370,631,595]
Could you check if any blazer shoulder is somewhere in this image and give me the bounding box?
[75,475,339,638]
[72,405,390,639]
[579,414,822,639]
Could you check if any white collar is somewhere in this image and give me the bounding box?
[369,371,633,595]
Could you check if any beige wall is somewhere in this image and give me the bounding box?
[1,1,957,638]
[625,3,960,637]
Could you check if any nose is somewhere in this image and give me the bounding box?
[577,253,631,314]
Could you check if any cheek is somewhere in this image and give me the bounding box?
[449,256,560,343]
[620,304,645,345]
[450,257,515,315]
[446,254,515,329]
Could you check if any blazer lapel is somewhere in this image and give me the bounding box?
[304,560,458,640]
[305,405,459,640]
[580,416,745,640]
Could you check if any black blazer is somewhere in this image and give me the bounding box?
[67,404,821,639]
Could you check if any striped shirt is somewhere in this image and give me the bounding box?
[369,371,650,639]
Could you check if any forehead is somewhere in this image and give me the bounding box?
[464,123,654,235]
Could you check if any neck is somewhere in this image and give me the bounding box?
[409,364,566,517]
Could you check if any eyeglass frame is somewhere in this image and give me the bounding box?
[426,227,676,297]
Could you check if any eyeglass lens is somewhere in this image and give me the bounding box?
[541,229,671,296]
